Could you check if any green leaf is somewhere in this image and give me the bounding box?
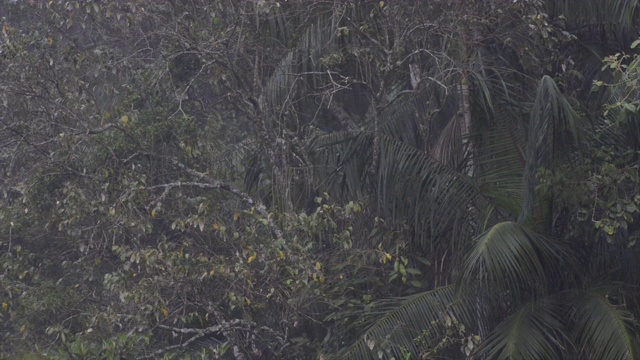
[622,103,637,112]
[405,268,422,275]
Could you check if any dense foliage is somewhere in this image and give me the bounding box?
[1,0,640,359]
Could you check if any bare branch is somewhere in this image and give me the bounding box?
[146,181,286,244]
[76,123,125,136]
[142,319,289,359]
[326,102,359,132]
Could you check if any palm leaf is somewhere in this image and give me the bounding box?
[337,285,474,360]
[519,75,581,224]
[430,112,463,169]
[474,109,526,218]
[431,110,463,169]
[261,5,343,114]
[571,286,640,360]
[310,130,486,251]
[308,130,370,199]
[549,0,640,34]
[460,221,565,300]
[475,297,568,360]
[376,134,484,250]
[378,93,428,151]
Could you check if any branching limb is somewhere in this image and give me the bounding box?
[142,319,289,359]
[146,181,286,245]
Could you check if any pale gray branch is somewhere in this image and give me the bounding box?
[147,181,286,244]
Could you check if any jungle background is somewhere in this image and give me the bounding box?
[1,0,640,359]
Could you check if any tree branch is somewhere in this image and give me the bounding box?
[142,319,289,359]
[75,123,125,136]
[326,101,359,132]
[147,181,286,244]
[141,320,242,359]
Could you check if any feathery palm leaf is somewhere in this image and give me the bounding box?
[571,286,640,360]
[337,285,474,360]
[548,0,640,34]
[473,109,526,218]
[311,130,486,250]
[460,221,565,300]
[431,112,463,169]
[377,134,484,249]
[262,9,342,114]
[475,297,568,360]
[519,75,582,224]
[308,131,370,199]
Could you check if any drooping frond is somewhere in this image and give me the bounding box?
[466,65,530,218]
[261,6,343,114]
[475,297,568,360]
[308,130,370,199]
[474,107,526,218]
[337,285,474,360]
[519,75,581,224]
[430,112,463,169]
[570,286,640,360]
[378,93,428,151]
[376,134,483,249]
[548,0,640,35]
[470,71,495,120]
[310,130,487,252]
[460,221,565,300]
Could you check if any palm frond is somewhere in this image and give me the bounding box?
[378,93,428,151]
[549,0,640,32]
[337,285,474,360]
[376,134,483,249]
[475,297,568,360]
[308,130,370,199]
[470,71,495,120]
[460,221,565,300]
[571,286,640,360]
[261,6,343,114]
[310,130,486,253]
[519,75,581,224]
[430,112,463,169]
[474,109,526,218]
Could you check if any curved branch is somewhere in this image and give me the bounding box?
[147,181,285,244]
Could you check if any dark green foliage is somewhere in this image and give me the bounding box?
[2,1,640,359]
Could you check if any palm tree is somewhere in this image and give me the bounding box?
[322,0,640,358]
[2,0,639,357]
[102,0,639,357]
[247,0,640,358]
